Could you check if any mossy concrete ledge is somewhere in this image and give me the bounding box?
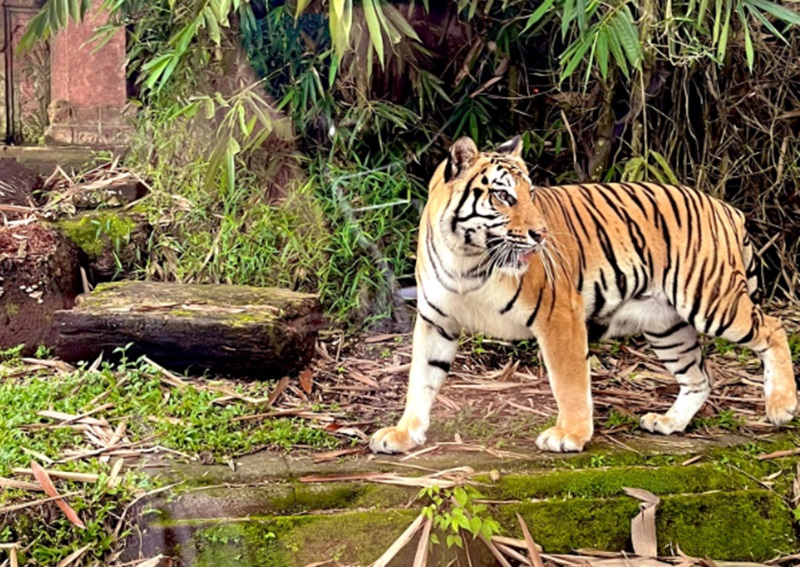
[53,281,324,378]
[131,449,799,565]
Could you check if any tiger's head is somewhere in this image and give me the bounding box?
[433,136,548,276]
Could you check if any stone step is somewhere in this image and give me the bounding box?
[132,443,799,566]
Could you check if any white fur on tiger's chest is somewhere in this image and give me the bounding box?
[430,279,535,341]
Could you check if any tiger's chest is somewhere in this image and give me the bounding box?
[429,279,536,341]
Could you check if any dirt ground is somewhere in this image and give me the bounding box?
[261,301,800,459]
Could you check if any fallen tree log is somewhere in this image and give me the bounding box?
[54,281,323,378]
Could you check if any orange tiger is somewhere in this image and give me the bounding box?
[370,136,797,453]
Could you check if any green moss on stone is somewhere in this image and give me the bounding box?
[492,464,752,500]
[498,490,795,561]
[56,212,136,257]
[172,510,418,567]
[658,491,795,560]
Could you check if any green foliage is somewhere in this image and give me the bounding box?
[419,485,502,549]
[0,353,342,563]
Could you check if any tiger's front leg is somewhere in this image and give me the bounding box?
[534,294,594,452]
[370,313,459,454]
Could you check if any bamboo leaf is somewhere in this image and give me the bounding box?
[596,27,609,78]
[748,4,788,42]
[562,0,576,39]
[737,4,754,70]
[748,0,800,25]
[576,0,587,31]
[717,0,732,61]
[522,0,556,34]
[697,0,710,27]
[69,0,80,22]
[362,0,385,66]
[383,4,421,42]
[332,0,345,20]
[560,35,592,82]
[605,24,629,78]
[57,0,69,28]
[203,6,221,45]
[611,7,642,70]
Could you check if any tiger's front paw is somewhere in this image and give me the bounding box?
[765,391,797,427]
[535,426,590,453]
[639,413,684,435]
[370,426,424,454]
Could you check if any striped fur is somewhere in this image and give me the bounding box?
[370,137,797,454]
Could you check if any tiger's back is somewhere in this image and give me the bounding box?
[533,181,757,342]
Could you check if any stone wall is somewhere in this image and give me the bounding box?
[45,0,131,145]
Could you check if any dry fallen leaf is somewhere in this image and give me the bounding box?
[623,487,660,558]
[29,461,86,529]
[299,369,314,394]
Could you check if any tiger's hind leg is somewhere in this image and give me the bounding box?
[640,318,713,434]
[715,303,797,426]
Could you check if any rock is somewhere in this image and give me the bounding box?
[0,224,83,354]
[71,174,148,210]
[54,281,324,378]
[0,158,43,220]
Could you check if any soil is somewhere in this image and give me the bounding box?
[0,223,83,354]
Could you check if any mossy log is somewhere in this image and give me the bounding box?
[54,281,323,378]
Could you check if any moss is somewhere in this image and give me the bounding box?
[55,211,137,257]
[498,490,795,561]
[658,491,795,560]
[4,303,19,317]
[491,464,752,500]
[168,510,419,567]
[499,498,639,552]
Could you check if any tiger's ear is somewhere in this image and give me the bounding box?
[445,137,479,182]
[496,135,523,158]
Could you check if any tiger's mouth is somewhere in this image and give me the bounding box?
[499,244,540,271]
[518,247,539,264]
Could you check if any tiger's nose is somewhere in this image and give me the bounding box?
[528,228,547,243]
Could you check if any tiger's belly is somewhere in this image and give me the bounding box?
[590,290,675,340]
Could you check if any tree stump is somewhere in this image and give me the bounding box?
[0,224,83,354]
[54,281,323,378]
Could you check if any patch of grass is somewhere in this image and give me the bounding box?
[690,409,744,432]
[0,355,339,564]
[605,408,639,429]
[127,104,424,326]
[788,333,800,363]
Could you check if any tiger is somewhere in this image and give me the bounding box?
[370,135,798,454]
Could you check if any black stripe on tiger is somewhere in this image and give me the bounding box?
[645,320,689,339]
[418,312,456,341]
[428,360,451,373]
[500,278,525,314]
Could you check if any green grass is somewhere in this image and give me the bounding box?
[125,105,424,326]
[0,351,338,564]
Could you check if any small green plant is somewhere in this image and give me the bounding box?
[33,344,53,359]
[0,344,24,365]
[589,454,608,468]
[605,409,638,429]
[788,333,800,363]
[711,338,737,357]
[419,485,501,549]
[693,409,744,432]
